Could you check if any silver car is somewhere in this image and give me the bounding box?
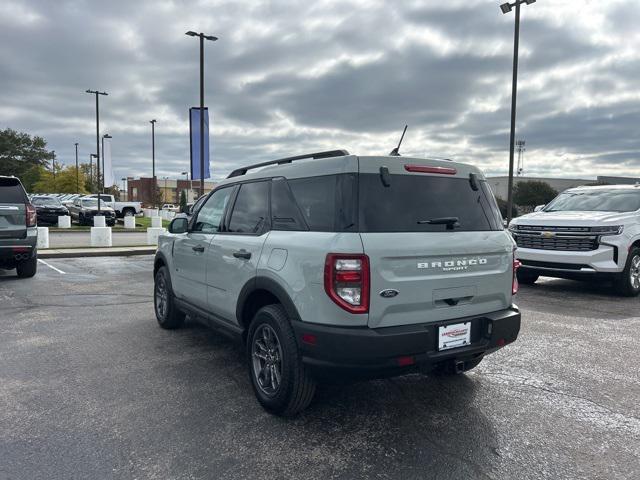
[153,150,521,415]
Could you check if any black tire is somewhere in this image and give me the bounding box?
[122,208,135,217]
[613,247,640,297]
[432,357,483,376]
[154,266,185,329]
[516,270,539,285]
[16,255,37,278]
[247,304,316,416]
[78,213,86,226]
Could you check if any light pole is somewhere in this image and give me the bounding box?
[86,89,108,212]
[101,133,112,194]
[149,119,157,207]
[74,143,79,193]
[181,171,191,202]
[90,154,98,192]
[121,177,127,200]
[500,0,535,224]
[185,30,218,197]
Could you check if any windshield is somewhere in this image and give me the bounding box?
[32,197,61,206]
[81,199,99,207]
[544,189,640,213]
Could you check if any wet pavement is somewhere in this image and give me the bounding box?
[0,256,638,479]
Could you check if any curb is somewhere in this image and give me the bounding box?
[39,247,156,259]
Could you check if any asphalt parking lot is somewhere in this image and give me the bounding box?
[1,256,638,480]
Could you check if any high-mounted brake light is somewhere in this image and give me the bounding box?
[324,253,370,314]
[26,204,37,227]
[512,255,521,295]
[404,164,457,175]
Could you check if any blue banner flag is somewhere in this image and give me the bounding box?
[189,107,211,180]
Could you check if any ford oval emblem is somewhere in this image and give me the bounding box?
[379,289,399,298]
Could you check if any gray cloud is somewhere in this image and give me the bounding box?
[1,0,640,183]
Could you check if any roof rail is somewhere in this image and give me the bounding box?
[227,149,350,178]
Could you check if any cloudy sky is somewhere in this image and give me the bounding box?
[1,0,640,182]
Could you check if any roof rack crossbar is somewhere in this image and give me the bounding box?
[227,149,350,178]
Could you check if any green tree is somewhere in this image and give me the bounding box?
[496,197,519,219]
[513,181,558,207]
[0,128,54,191]
[33,164,89,194]
[179,189,188,213]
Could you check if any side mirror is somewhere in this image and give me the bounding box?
[168,217,188,234]
[534,205,545,212]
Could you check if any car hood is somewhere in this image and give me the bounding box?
[513,210,630,226]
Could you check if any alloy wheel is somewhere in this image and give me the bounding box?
[251,324,283,397]
[630,255,640,290]
[155,274,168,319]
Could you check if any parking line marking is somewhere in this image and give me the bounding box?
[38,259,66,274]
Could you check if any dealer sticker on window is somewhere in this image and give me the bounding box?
[438,322,471,351]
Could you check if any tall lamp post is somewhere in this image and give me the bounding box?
[185,30,218,197]
[101,133,112,194]
[90,154,98,192]
[74,143,79,193]
[150,119,157,207]
[500,0,535,225]
[86,89,108,213]
[181,171,192,201]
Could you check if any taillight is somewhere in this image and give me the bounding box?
[512,254,521,295]
[26,204,37,227]
[324,253,370,314]
[404,164,457,175]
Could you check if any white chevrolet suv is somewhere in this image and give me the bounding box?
[510,185,640,296]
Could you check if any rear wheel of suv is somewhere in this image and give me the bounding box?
[16,255,37,278]
[516,270,539,285]
[247,304,316,416]
[614,247,640,297]
[154,266,185,329]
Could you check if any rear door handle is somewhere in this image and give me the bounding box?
[233,250,251,260]
[192,245,205,253]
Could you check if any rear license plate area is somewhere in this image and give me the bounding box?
[438,322,471,351]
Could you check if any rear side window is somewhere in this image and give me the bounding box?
[287,174,357,232]
[358,174,503,232]
[228,181,270,234]
[0,178,28,203]
[271,178,307,231]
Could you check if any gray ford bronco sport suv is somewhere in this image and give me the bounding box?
[153,150,521,415]
[0,176,38,278]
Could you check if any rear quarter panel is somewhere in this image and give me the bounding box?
[258,231,367,326]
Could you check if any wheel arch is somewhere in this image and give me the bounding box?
[153,252,169,278]
[237,277,302,341]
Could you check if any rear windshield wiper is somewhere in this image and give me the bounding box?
[417,217,460,230]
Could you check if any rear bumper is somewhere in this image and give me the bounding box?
[0,230,37,265]
[292,307,521,379]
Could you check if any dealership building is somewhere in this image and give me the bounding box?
[125,177,216,206]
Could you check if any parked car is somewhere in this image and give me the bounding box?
[31,196,69,225]
[161,204,180,213]
[83,194,142,217]
[0,176,38,278]
[153,150,521,415]
[68,198,116,226]
[510,184,640,296]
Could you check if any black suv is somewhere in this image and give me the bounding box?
[0,176,38,278]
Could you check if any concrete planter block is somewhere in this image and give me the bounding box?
[37,227,49,249]
[168,211,176,219]
[151,216,162,228]
[90,226,112,247]
[124,216,136,229]
[146,227,166,245]
[146,208,159,218]
[93,216,106,227]
[58,216,71,228]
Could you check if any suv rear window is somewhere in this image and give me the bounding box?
[0,178,28,203]
[358,174,503,232]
